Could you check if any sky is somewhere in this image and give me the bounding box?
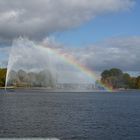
[0,0,140,76]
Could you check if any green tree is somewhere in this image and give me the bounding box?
[101,70,110,80]
[136,76,140,89]
[123,73,131,88]
[101,68,123,89]
[110,68,123,77]
[129,77,137,89]
[0,68,7,87]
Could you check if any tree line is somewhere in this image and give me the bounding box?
[101,68,140,89]
[0,68,55,87]
[0,68,7,87]
[0,68,140,89]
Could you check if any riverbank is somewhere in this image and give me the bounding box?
[1,87,140,93]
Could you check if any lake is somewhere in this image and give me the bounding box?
[0,89,140,140]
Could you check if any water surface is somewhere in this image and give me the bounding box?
[0,90,140,140]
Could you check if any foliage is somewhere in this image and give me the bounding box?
[101,68,140,89]
[6,69,55,88]
[0,68,7,87]
[0,68,55,88]
[0,67,140,89]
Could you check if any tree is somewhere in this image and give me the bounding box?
[101,70,110,80]
[110,68,123,77]
[136,76,140,89]
[101,68,123,89]
[100,68,140,89]
[129,77,137,89]
[0,68,7,87]
[123,73,131,88]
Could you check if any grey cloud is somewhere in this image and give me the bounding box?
[78,36,140,71]
[0,0,135,44]
[2,36,140,78]
[42,36,140,72]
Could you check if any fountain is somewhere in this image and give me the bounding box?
[5,38,56,89]
[5,37,95,90]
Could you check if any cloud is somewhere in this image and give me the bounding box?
[0,0,135,44]
[76,36,140,71]
[42,36,140,72]
[2,36,140,84]
[2,36,140,73]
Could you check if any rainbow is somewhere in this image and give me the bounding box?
[41,45,113,92]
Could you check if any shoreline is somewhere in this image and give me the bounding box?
[1,87,140,93]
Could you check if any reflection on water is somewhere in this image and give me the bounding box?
[0,90,140,140]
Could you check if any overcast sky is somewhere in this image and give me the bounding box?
[0,0,140,75]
